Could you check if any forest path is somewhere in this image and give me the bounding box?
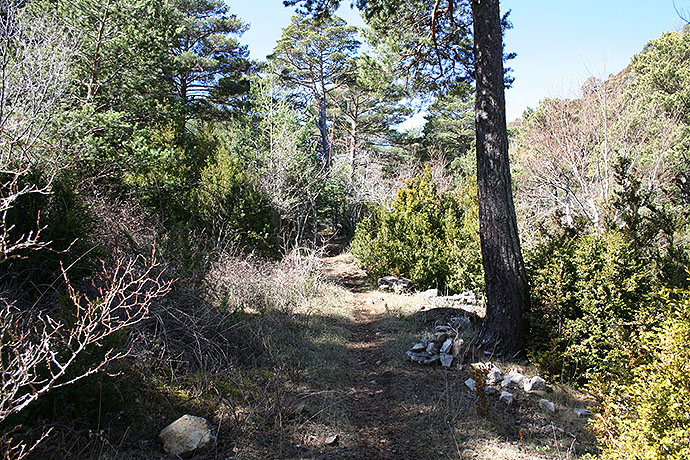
[318,253,455,459]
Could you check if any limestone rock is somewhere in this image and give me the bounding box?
[539,399,556,413]
[524,376,546,393]
[440,353,454,368]
[501,369,525,389]
[160,415,213,457]
[410,342,426,352]
[464,378,476,391]
[425,342,439,354]
[440,338,453,354]
[393,277,413,294]
[378,276,398,289]
[325,434,339,445]
[486,366,502,385]
[574,408,593,418]
[499,391,514,405]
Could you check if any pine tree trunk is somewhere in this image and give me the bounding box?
[471,0,529,356]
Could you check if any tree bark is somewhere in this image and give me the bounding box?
[471,0,529,356]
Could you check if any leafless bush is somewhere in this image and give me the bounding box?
[0,254,171,459]
[203,247,325,314]
[0,0,73,167]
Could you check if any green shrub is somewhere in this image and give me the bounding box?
[195,147,278,256]
[592,287,690,460]
[527,228,659,383]
[351,168,482,293]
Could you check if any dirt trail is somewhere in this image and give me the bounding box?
[319,254,440,459]
[317,253,595,460]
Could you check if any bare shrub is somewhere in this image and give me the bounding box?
[0,254,171,459]
[203,247,325,314]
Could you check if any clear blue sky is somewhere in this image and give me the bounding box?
[230,0,686,121]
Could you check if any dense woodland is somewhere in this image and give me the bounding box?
[1,0,689,458]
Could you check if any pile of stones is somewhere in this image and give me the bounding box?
[463,364,593,418]
[405,318,472,368]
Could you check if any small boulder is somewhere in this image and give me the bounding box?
[464,378,476,391]
[159,415,213,457]
[539,399,556,413]
[393,278,413,294]
[524,376,546,393]
[410,342,426,352]
[378,276,398,289]
[499,391,514,405]
[425,342,439,354]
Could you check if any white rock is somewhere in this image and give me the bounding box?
[410,342,426,352]
[501,369,525,389]
[435,325,452,333]
[159,415,213,457]
[425,342,438,354]
[499,391,514,405]
[486,367,503,385]
[574,408,593,418]
[440,353,454,367]
[464,378,476,391]
[524,376,546,393]
[325,434,339,445]
[539,399,556,413]
[440,338,453,354]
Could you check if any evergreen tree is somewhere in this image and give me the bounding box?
[269,15,360,167]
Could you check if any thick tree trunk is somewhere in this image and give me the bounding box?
[471,0,529,356]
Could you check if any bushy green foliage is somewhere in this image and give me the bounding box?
[592,287,690,460]
[195,146,277,255]
[527,228,658,383]
[351,168,482,293]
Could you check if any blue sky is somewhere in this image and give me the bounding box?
[231,0,686,121]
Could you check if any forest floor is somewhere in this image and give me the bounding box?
[27,253,598,460]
